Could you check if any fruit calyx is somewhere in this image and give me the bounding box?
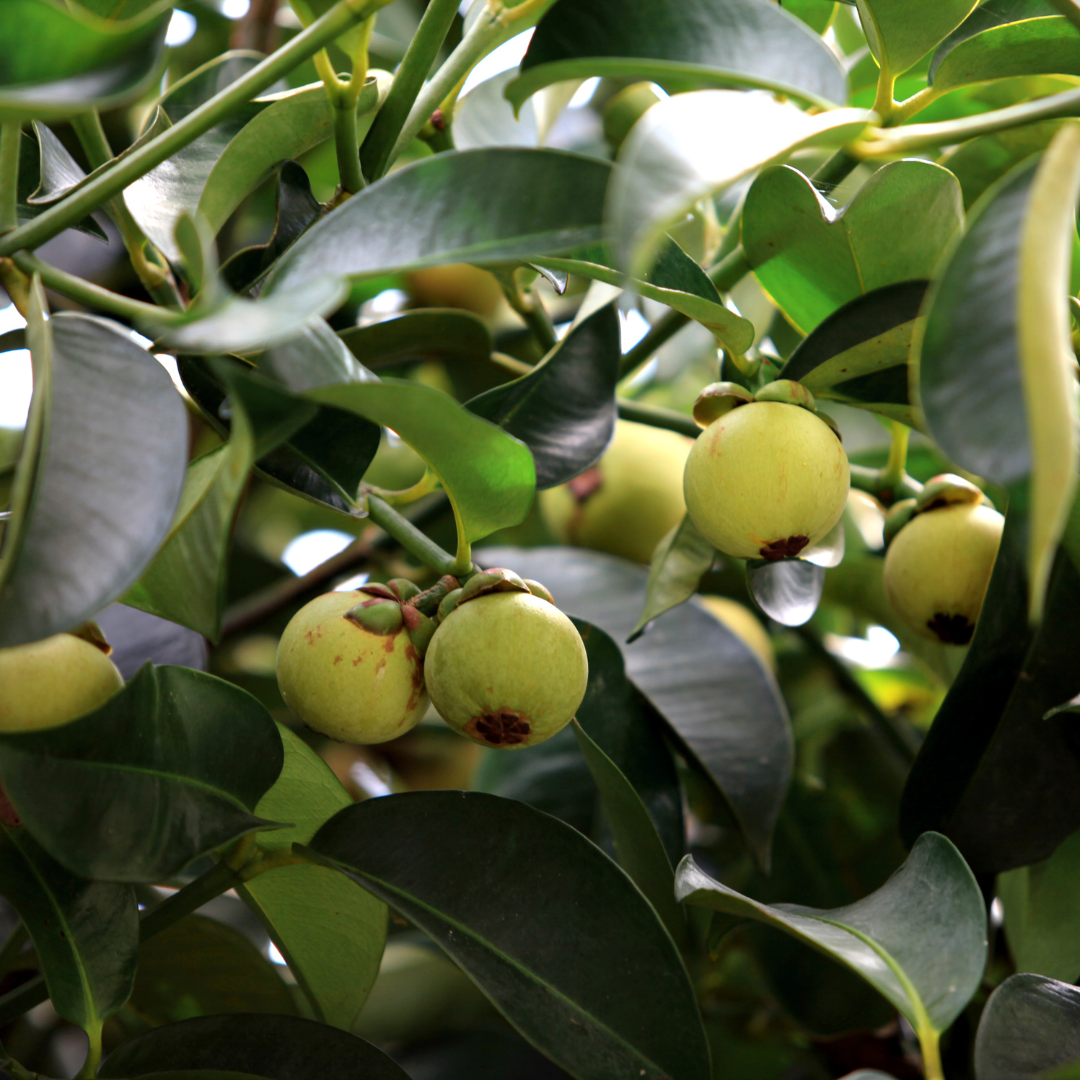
[693,382,755,427]
[442,567,556,617]
[883,476,990,548]
[345,576,460,655]
[753,379,816,411]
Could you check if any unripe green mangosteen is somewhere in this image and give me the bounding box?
[883,502,1004,645]
[276,589,428,744]
[0,632,124,732]
[683,401,850,561]
[424,591,588,750]
[539,420,693,564]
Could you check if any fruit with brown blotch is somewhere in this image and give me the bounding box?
[683,400,850,561]
[539,419,693,565]
[0,632,124,732]
[883,502,1004,645]
[275,589,428,744]
[424,589,588,750]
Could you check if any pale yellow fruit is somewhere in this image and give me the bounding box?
[276,590,428,744]
[698,596,774,671]
[405,264,504,317]
[425,592,588,750]
[0,633,123,732]
[540,420,692,564]
[684,401,850,561]
[884,502,1004,644]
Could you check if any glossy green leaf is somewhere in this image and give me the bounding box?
[99,1014,411,1080]
[931,16,1080,97]
[915,125,1080,619]
[974,975,1080,1080]
[534,240,755,353]
[454,68,539,150]
[779,280,929,427]
[129,915,297,1025]
[746,558,826,626]
[480,546,792,870]
[0,0,169,120]
[743,161,961,333]
[609,91,872,281]
[508,0,847,112]
[900,513,1080,873]
[337,309,493,369]
[854,0,979,75]
[677,832,987,1032]
[124,375,314,640]
[629,515,716,641]
[308,792,711,1080]
[0,665,284,882]
[0,825,137,1034]
[998,827,1080,983]
[467,304,620,489]
[308,380,535,543]
[0,309,188,648]
[239,726,386,1031]
[942,119,1064,208]
[265,149,611,294]
[14,127,106,239]
[570,713,684,941]
[198,75,384,236]
[782,0,838,33]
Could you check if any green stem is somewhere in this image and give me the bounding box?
[616,397,699,438]
[386,1,509,167]
[365,492,464,576]
[332,98,366,193]
[0,0,393,258]
[870,62,896,124]
[859,82,1080,157]
[0,923,27,980]
[502,275,557,353]
[12,253,180,325]
[361,0,461,181]
[880,421,910,489]
[812,148,863,189]
[69,112,181,309]
[73,1026,102,1080]
[890,83,941,125]
[0,123,21,235]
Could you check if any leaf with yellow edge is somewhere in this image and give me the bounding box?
[914,122,1080,622]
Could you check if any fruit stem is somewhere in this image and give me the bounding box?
[500,270,558,353]
[616,397,699,438]
[0,123,21,235]
[366,492,465,576]
[881,421,911,490]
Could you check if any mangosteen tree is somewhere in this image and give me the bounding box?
[2,1,1080,1078]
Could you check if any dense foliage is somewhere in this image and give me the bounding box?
[3,0,1080,1077]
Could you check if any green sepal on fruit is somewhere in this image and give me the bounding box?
[883,475,1004,646]
[0,627,124,732]
[424,569,588,751]
[276,580,441,745]
[539,419,693,565]
[683,388,850,562]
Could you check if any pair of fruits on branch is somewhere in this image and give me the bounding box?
[275,568,588,751]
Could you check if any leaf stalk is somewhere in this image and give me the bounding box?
[0,123,20,235]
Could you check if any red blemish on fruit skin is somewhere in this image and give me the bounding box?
[375,658,387,675]
[0,784,21,827]
[353,654,364,667]
[333,655,343,665]
[568,467,603,503]
[383,635,396,654]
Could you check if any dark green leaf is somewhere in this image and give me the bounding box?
[0,308,188,648]
[974,974,1080,1080]
[467,304,620,489]
[239,726,386,1030]
[677,832,986,1032]
[479,546,792,870]
[915,130,1080,619]
[309,380,536,543]
[0,825,137,1034]
[942,120,1064,208]
[779,281,928,427]
[264,149,611,294]
[629,515,717,641]
[900,513,1080,873]
[0,0,169,120]
[572,715,684,938]
[609,91,871,280]
[337,309,494,369]
[129,915,297,1025]
[746,558,825,627]
[535,240,755,353]
[15,127,107,239]
[743,162,961,333]
[99,1014,411,1080]
[998,827,1080,983]
[307,792,711,1080]
[0,665,284,882]
[509,0,847,111]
